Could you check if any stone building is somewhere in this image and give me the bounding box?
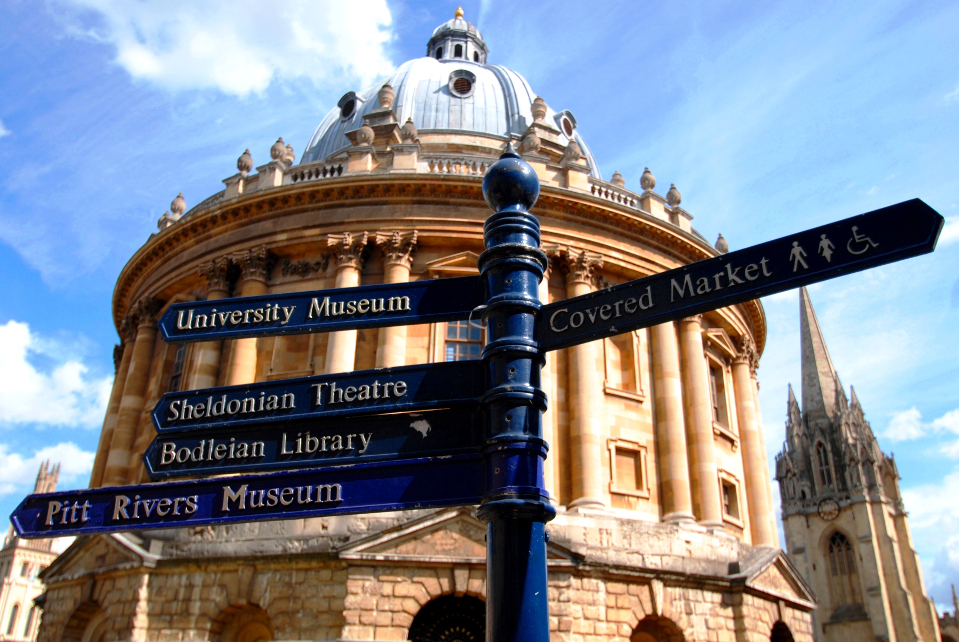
[940,588,959,642]
[775,288,939,642]
[0,463,60,642]
[37,9,815,642]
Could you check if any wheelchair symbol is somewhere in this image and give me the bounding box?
[847,226,878,255]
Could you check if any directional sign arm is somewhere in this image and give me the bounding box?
[159,275,486,343]
[11,455,485,539]
[536,199,943,351]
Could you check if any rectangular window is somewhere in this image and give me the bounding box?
[718,471,743,528]
[608,440,650,499]
[444,320,484,362]
[708,363,729,426]
[168,344,187,392]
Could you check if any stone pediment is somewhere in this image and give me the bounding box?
[338,508,582,567]
[738,549,816,608]
[42,534,157,582]
[705,328,738,360]
[425,252,481,277]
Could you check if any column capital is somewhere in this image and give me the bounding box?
[198,256,231,295]
[735,335,760,375]
[549,246,603,287]
[680,314,703,325]
[233,245,274,284]
[132,297,162,329]
[375,229,418,268]
[119,315,137,343]
[112,344,123,374]
[328,231,369,270]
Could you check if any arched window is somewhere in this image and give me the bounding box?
[435,47,443,59]
[827,531,862,607]
[816,442,833,489]
[473,51,479,62]
[6,604,19,636]
[409,594,485,641]
[24,605,36,637]
[454,44,463,58]
[770,621,794,642]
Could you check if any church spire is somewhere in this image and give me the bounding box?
[799,287,841,428]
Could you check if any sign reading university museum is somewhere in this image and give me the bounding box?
[144,406,482,479]
[158,275,486,342]
[537,199,944,351]
[151,361,484,433]
[11,455,485,538]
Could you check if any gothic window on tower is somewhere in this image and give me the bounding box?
[607,439,649,500]
[816,442,834,491]
[718,471,744,528]
[444,320,485,361]
[603,330,645,401]
[827,531,864,612]
[168,343,187,392]
[6,604,18,636]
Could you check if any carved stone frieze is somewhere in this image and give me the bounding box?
[375,230,418,268]
[328,232,369,270]
[281,257,330,278]
[198,256,231,294]
[233,246,274,284]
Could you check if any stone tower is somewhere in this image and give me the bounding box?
[0,462,60,641]
[776,288,939,642]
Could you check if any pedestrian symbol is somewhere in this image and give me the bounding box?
[818,234,835,262]
[790,241,808,271]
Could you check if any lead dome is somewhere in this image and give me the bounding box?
[301,9,600,176]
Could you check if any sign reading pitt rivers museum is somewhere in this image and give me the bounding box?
[9,194,944,539]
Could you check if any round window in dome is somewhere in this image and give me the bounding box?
[562,118,573,136]
[338,91,357,119]
[448,70,476,98]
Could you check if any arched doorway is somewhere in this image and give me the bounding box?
[61,601,104,642]
[211,604,273,642]
[771,621,794,642]
[631,615,686,642]
[408,594,486,642]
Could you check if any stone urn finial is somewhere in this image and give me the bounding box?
[715,233,729,254]
[610,171,625,187]
[400,117,419,143]
[237,149,253,176]
[282,143,295,167]
[170,192,186,216]
[640,167,656,191]
[666,183,682,207]
[531,96,547,122]
[270,137,286,161]
[355,124,375,146]
[562,140,583,163]
[378,83,395,109]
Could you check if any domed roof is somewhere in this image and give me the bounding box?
[301,11,601,178]
[430,7,484,42]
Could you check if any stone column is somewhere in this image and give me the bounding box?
[538,256,558,504]
[374,230,417,368]
[89,323,135,488]
[324,232,368,374]
[679,315,724,527]
[650,321,695,523]
[103,298,161,486]
[225,247,272,386]
[752,372,780,543]
[733,337,775,545]
[189,257,230,389]
[561,248,607,512]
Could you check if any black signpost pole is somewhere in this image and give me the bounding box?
[476,145,554,642]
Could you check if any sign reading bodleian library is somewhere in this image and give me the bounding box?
[9,198,944,539]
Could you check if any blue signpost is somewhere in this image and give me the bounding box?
[9,145,945,641]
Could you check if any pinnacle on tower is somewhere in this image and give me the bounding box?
[799,287,842,428]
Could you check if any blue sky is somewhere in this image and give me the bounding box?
[1,0,958,606]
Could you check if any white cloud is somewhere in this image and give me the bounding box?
[0,442,94,496]
[940,216,959,246]
[0,119,9,138]
[885,407,925,442]
[55,0,396,96]
[883,406,959,458]
[946,82,959,103]
[0,320,111,428]
[902,470,959,605]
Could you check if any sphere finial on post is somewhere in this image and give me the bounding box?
[482,143,540,215]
